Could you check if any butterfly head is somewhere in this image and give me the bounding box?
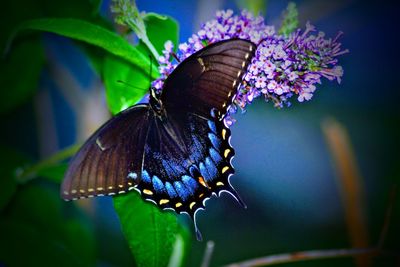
[149,87,164,115]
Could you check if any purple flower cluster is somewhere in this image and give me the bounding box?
[152,10,348,125]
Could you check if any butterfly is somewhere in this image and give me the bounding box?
[61,39,256,240]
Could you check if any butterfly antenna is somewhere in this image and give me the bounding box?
[116,80,147,91]
[149,54,153,87]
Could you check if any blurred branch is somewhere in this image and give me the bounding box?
[378,185,397,249]
[15,143,80,184]
[200,241,215,267]
[322,117,370,267]
[225,248,389,267]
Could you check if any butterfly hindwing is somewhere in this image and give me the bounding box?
[161,39,256,119]
[136,110,238,218]
[61,105,151,200]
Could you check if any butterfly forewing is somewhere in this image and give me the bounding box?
[161,39,256,119]
[61,105,151,200]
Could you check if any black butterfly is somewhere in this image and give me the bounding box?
[61,39,256,240]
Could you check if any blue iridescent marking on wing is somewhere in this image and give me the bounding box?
[205,157,218,178]
[190,135,203,162]
[152,175,165,193]
[199,157,219,182]
[174,181,190,201]
[142,170,151,183]
[165,182,177,198]
[189,165,199,177]
[162,159,185,177]
[207,120,216,133]
[199,162,211,182]
[210,108,217,118]
[181,175,198,194]
[209,147,223,164]
[208,133,221,151]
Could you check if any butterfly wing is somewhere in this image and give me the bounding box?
[61,105,151,200]
[161,39,256,119]
[136,111,236,240]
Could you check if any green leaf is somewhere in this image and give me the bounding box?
[0,37,44,114]
[143,13,179,54]
[0,0,103,113]
[0,147,29,210]
[113,192,180,267]
[8,18,158,77]
[0,0,101,51]
[278,2,299,37]
[15,143,80,185]
[75,16,115,76]
[103,54,150,114]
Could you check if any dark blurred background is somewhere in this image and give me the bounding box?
[1,0,399,266]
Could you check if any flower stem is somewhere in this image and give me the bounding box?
[140,34,160,59]
[125,19,160,59]
[15,143,81,184]
[111,0,160,60]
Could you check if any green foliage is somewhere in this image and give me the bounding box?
[0,147,29,210]
[113,193,182,267]
[0,0,103,113]
[0,219,82,267]
[0,185,96,267]
[278,2,299,37]
[142,13,179,55]
[14,144,80,184]
[1,0,100,51]
[8,18,158,77]
[0,38,44,114]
